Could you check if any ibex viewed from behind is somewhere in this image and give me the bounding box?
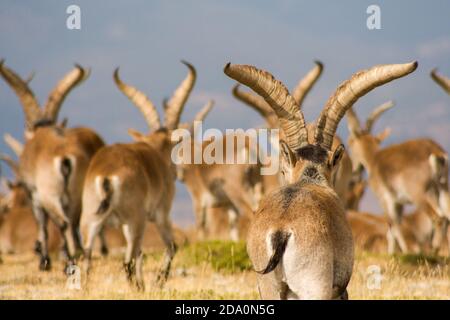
[225,61,417,299]
[80,61,195,290]
[232,61,353,209]
[0,61,105,270]
[347,97,450,254]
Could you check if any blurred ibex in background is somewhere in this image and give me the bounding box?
[346,94,450,254]
[175,102,262,241]
[0,61,105,271]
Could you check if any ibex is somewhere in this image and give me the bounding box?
[232,61,353,208]
[0,155,61,254]
[225,61,417,299]
[80,61,195,290]
[347,98,450,254]
[345,101,395,211]
[175,105,262,241]
[0,61,105,270]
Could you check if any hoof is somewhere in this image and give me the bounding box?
[34,241,42,255]
[64,260,77,276]
[39,256,51,271]
[100,246,109,257]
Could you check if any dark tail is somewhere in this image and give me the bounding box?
[97,177,113,215]
[60,157,72,211]
[255,231,291,275]
[60,157,72,186]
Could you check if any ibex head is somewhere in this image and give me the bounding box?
[224,61,417,186]
[0,60,90,139]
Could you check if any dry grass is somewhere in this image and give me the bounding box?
[0,242,449,300]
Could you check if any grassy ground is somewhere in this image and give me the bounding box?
[0,241,449,300]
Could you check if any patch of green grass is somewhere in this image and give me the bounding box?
[394,253,449,266]
[177,240,252,273]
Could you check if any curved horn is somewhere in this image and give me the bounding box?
[346,108,362,135]
[365,100,394,132]
[0,60,41,128]
[113,68,161,130]
[194,100,214,122]
[292,60,323,106]
[232,84,278,128]
[232,84,273,117]
[44,64,90,121]
[0,154,20,177]
[164,61,197,129]
[224,63,308,150]
[431,69,450,95]
[315,61,418,150]
[3,134,23,157]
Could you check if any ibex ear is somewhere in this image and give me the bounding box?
[280,140,296,168]
[127,128,146,141]
[330,144,345,168]
[376,127,392,142]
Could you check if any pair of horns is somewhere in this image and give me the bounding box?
[224,61,417,151]
[347,100,395,135]
[114,61,196,131]
[0,60,89,129]
[431,69,450,95]
[232,61,323,128]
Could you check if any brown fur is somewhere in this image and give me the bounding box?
[177,133,262,241]
[348,133,449,253]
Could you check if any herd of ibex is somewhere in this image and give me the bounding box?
[0,57,449,299]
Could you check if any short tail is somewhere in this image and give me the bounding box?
[95,176,115,215]
[255,230,291,275]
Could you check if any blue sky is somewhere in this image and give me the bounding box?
[1,1,450,225]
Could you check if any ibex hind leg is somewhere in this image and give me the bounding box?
[122,221,145,291]
[257,274,288,300]
[154,211,177,287]
[33,204,51,271]
[98,226,109,256]
[385,200,408,254]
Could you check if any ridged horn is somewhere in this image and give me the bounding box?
[431,69,450,95]
[292,60,323,106]
[316,61,418,150]
[365,100,394,132]
[0,60,41,128]
[224,63,308,150]
[44,64,90,121]
[0,154,20,177]
[232,84,273,118]
[164,61,197,129]
[3,134,23,157]
[113,68,161,130]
